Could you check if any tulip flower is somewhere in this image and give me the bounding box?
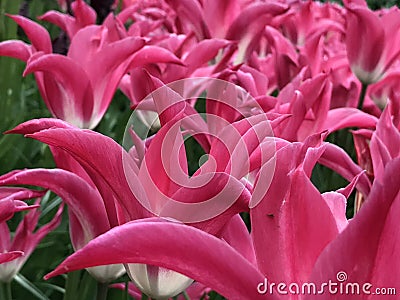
[0,14,146,129]
[368,71,400,122]
[345,4,400,84]
[40,132,385,300]
[0,194,63,283]
[0,188,43,265]
[225,2,288,64]
[1,105,270,298]
[352,101,399,212]
[352,102,400,187]
[0,187,43,223]
[0,120,128,284]
[39,0,97,39]
[0,167,128,283]
[253,70,378,142]
[0,189,62,300]
[277,1,344,47]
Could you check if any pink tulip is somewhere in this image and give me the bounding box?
[0,167,127,283]
[351,102,400,212]
[2,111,265,297]
[225,2,288,64]
[0,193,63,282]
[277,1,344,47]
[368,71,400,126]
[39,0,97,39]
[345,4,400,84]
[0,187,43,223]
[40,132,385,299]
[0,119,129,282]
[255,70,378,142]
[0,15,145,129]
[305,158,400,299]
[0,188,43,265]
[365,103,400,184]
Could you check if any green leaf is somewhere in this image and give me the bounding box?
[14,273,50,300]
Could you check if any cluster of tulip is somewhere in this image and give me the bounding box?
[0,0,399,299]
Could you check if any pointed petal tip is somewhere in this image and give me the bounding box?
[44,267,68,280]
[4,118,74,136]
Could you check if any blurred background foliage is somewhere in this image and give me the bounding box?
[0,0,398,299]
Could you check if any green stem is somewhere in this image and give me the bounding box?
[0,281,12,300]
[97,282,109,300]
[63,271,81,300]
[124,280,129,300]
[357,82,369,111]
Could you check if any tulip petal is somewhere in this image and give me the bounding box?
[306,158,400,299]
[324,108,378,133]
[38,10,76,37]
[39,0,98,39]
[0,40,31,62]
[346,5,385,83]
[0,187,44,200]
[0,169,110,250]
[221,214,256,265]
[165,0,210,39]
[128,46,183,69]
[85,37,145,125]
[45,219,272,300]
[226,2,288,61]
[0,188,44,222]
[0,251,24,264]
[321,192,348,232]
[372,104,400,161]
[203,0,240,38]
[5,118,74,135]
[183,39,231,75]
[26,128,149,222]
[24,54,94,128]
[319,143,371,196]
[251,143,340,284]
[11,200,63,255]
[138,116,188,214]
[70,0,97,28]
[6,14,52,53]
[165,172,250,233]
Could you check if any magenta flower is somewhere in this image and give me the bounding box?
[0,187,43,223]
[0,166,127,283]
[0,188,43,265]
[0,189,63,282]
[367,71,400,122]
[0,15,145,129]
[0,106,264,297]
[352,103,400,188]
[254,71,378,142]
[277,1,344,47]
[345,3,400,84]
[0,119,128,283]
[39,0,97,39]
[39,133,388,299]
